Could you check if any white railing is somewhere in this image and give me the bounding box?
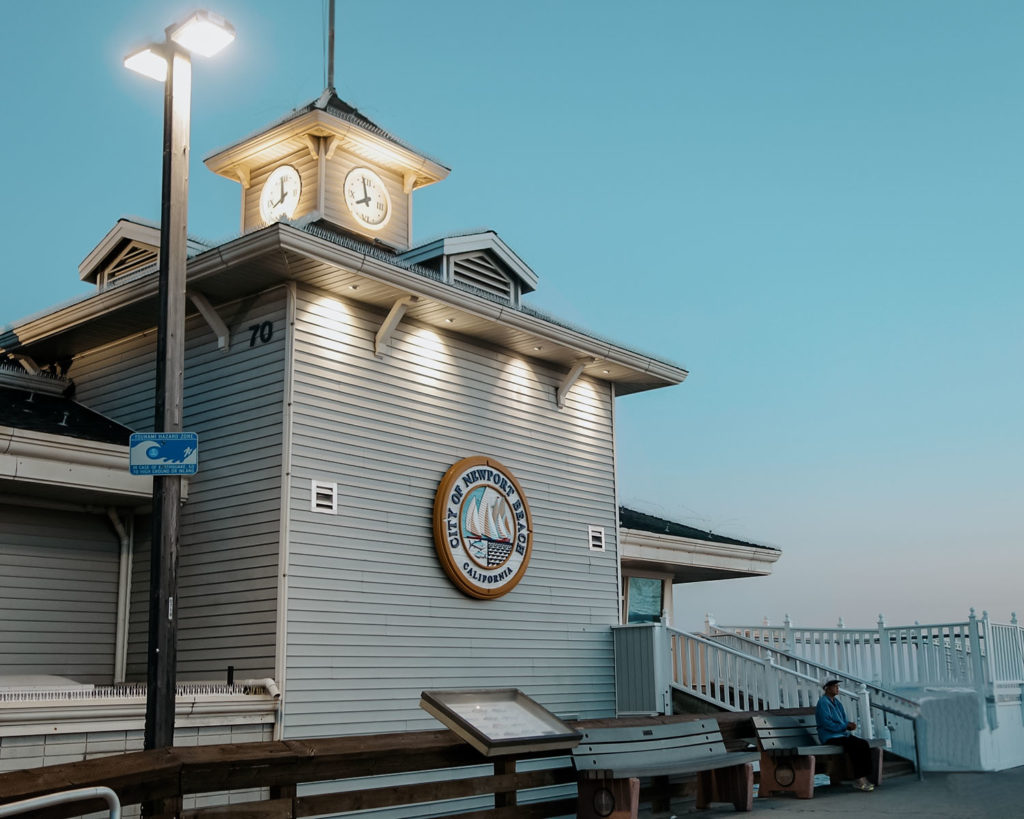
[709,609,1024,689]
[668,627,922,766]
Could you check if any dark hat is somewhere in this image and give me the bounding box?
[823,679,841,688]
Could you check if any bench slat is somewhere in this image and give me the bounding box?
[577,732,728,758]
[597,751,760,780]
[579,719,720,745]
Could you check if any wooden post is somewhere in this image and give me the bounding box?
[494,758,516,809]
[145,41,191,757]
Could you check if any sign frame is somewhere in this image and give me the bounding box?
[419,688,580,756]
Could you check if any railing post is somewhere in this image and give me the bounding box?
[704,612,715,635]
[856,682,874,740]
[878,614,894,687]
[763,652,781,709]
[982,610,997,684]
[783,613,794,653]
[968,608,986,685]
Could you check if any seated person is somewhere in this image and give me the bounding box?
[815,678,875,791]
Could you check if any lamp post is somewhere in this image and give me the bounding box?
[125,10,235,753]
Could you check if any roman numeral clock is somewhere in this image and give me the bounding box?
[205,91,449,249]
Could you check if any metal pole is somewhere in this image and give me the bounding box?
[144,41,191,753]
[327,0,335,92]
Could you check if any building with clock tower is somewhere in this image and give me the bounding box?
[0,73,779,785]
[205,90,449,248]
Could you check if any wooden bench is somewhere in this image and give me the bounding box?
[572,718,759,818]
[752,714,885,799]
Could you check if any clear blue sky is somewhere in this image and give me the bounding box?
[2,1,1021,629]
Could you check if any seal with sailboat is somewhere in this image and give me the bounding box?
[433,455,534,599]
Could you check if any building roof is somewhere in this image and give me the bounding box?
[0,367,133,446]
[2,220,687,397]
[619,506,777,551]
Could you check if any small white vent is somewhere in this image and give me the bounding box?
[588,526,606,551]
[311,480,338,514]
[452,253,514,302]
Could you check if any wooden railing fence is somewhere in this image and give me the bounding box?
[0,714,759,819]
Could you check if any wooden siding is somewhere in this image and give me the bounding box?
[68,288,289,680]
[284,287,620,737]
[322,156,410,249]
[243,148,320,233]
[0,505,118,683]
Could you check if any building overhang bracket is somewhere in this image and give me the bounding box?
[374,295,418,358]
[188,291,231,352]
[11,355,41,376]
[556,357,597,409]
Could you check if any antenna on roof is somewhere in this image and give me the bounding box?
[325,0,336,94]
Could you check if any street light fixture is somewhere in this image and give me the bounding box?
[125,9,234,754]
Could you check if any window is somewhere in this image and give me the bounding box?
[625,576,663,624]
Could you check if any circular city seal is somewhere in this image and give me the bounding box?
[432,455,533,599]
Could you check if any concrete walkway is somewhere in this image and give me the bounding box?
[657,767,1024,818]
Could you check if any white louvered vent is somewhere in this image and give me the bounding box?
[99,241,159,289]
[588,526,606,551]
[311,480,338,514]
[452,253,514,302]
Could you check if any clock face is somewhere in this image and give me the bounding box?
[259,165,302,224]
[344,167,392,229]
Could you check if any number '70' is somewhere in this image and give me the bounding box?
[249,321,274,347]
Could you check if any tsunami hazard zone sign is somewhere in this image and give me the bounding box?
[129,432,199,475]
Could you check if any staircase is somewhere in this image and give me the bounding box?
[613,609,1024,772]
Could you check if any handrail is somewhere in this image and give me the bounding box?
[710,610,1024,688]
[0,787,120,819]
[705,629,920,719]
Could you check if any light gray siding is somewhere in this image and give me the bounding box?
[0,505,119,683]
[69,287,289,680]
[284,286,620,737]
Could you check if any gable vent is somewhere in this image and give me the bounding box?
[588,526,606,551]
[311,480,338,514]
[100,241,158,288]
[452,253,514,303]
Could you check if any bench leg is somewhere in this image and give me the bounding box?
[576,775,639,819]
[758,754,815,799]
[870,746,884,787]
[696,763,754,812]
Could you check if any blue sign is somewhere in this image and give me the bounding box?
[129,432,199,475]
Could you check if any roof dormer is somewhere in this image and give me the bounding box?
[398,232,537,308]
[78,218,207,292]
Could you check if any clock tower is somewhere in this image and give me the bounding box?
[205,90,449,250]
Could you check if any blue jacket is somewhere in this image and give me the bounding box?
[815,694,850,743]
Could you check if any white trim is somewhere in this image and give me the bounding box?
[620,527,781,580]
[0,692,280,738]
[588,525,606,551]
[274,282,298,741]
[0,426,152,500]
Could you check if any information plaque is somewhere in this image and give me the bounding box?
[419,688,580,756]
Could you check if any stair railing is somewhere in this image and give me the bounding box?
[709,609,1024,690]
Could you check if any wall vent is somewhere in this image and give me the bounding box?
[99,241,159,289]
[452,253,514,302]
[588,526,606,551]
[311,480,338,514]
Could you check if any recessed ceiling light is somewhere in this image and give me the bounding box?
[445,318,454,324]
[533,345,542,351]
[350,284,359,290]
